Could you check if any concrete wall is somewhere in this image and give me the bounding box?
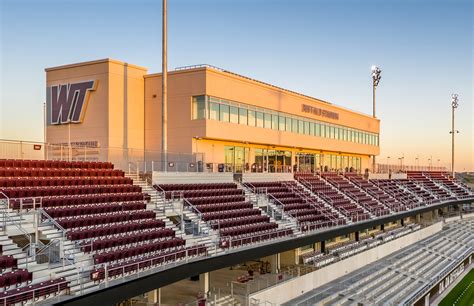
[152,172,234,184]
[242,173,294,182]
[249,222,443,305]
[45,58,147,165]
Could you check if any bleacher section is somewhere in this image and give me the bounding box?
[407,171,453,201]
[0,159,206,304]
[284,218,473,306]
[300,224,420,267]
[295,173,371,221]
[154,183,293,248]
[0,158,472,304]
[243,181,345,232]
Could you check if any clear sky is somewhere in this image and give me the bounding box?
[0,0,472,171]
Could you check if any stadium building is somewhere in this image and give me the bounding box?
[45,58,379,173]
[0,58,471,306]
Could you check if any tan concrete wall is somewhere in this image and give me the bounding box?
[46,60,111,149]
[144,71,206,158]
[45,59,147,164]
[249,222,443,305]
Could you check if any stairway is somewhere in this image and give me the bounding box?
[316,173,374,219]
[295,180,351,225]
[125,173,223,256]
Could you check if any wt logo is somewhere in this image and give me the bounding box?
[48,80,97,125]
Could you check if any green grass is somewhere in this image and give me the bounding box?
[439,268,474,306]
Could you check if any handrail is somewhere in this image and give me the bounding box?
[39,208,78,267]
[183,198,203,216]
[39,208,67,233]
[220,227,294,248]
[286,181,340,224]
[0,193,33,251]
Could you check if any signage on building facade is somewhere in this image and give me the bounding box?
[47,80,97,125]
[301,104,339,120]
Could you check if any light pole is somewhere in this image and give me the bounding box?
[449,94,459,176]
[43,102,47,159]
[398,156,404,172]
[371,65,382,173]
[415,156,419,170]
[386,156,390,173]
[428,157,432,171]
[437,159,440,170]
[162,0,168,172]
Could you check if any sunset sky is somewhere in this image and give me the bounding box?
[0,0,472,171]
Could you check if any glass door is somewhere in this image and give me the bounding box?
[234,147,245,173]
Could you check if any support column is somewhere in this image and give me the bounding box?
[401,218,404,226]
[269,253,281,274]
[355,231,360,242]
[147,288,160,305]
[321,241,326,253]
[424,292,430,306]
[380,224,385,231]
[199,272,210,297]
[416,214,421,224]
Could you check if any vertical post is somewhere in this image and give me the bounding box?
[450,94,458,176]
[44,102,47,160]
[162,0,168,172]
[451,104,454,175]
[68,122,71,161]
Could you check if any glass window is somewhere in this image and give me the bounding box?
[248,110,256,127]
[298,120,304,134]
[315,123,321,136]
[285,117,292,132]
[292,118,298,132]
[271,114,279,130]
[192,96,206,119]
[220,104,230,122]
[279,116,286,131]
[239,108,247,125]
[230,106,239,123]
[264,113,272,129]
[209,102,219,120]
[256,111,264,128]
[304,121,310,135]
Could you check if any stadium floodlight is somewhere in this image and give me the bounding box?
[450,94,459,176]
[371,65,382,173]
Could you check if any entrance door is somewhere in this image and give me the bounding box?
[234,147,245,173]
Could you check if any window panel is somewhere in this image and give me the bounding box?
[271,114,279,130]
[192,96,206,119]
[239,108,247,125]
[285,117,292,132]
[279,116,286,131]
[298,120,304,134]
[220,104,230,122]
[248,110,256,127]
[264,113,272,129]
[230,106,239,123]
[292,118,298,132]
[209,102,219,120]
[304,121,310,135]
[256,112,264,128]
